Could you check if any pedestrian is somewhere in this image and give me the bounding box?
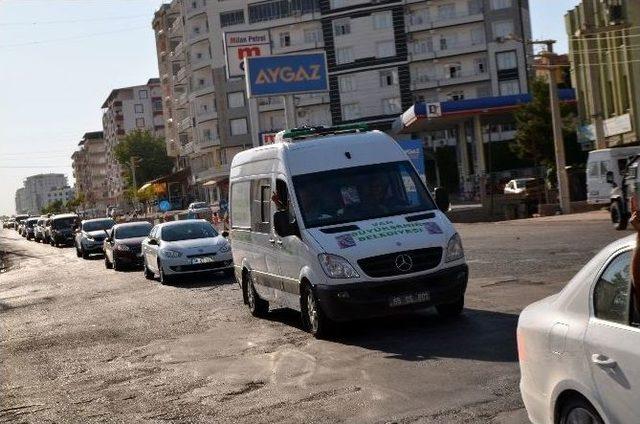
[630,212,640,311]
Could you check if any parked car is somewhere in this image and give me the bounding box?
[187,202,211,215]
[518,234,640,424]
[23,217,39,240]
[48,213,79,247]
[141,220,233,284]
[34,217,48,242]
[229,125,466,338]
[43,218,53,243]
[75,217,115,258]
[104,221,152,270]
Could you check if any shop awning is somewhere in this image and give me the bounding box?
[138,182,152,193]
[202,180,217,187]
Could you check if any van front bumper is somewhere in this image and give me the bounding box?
[315,264,468,322]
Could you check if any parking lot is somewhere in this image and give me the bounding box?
[0,211,623,423]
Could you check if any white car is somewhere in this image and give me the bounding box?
[504,178,536,195]
[141,220,233,284]
[518,234,640,424]
[187,202,211,215]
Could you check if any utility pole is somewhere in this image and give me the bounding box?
[130,156,142,207]
[537,40,571,214]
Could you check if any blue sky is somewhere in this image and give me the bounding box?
[0,0,581,215]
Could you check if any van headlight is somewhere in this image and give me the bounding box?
[318,254,360,279]
[162,250,182,258]
[445,233,464,262]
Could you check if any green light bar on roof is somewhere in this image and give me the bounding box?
[281,124,369,140]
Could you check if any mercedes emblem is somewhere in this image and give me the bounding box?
[395,254,413,272]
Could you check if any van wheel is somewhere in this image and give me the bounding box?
[243,273,268,317]
[611,201,628,230]
[301,284,331,339]
[158,260,172,285]
[105,256,112,269]
[82,249,89,259]
[436,296,465,318]
[559,396,603,424]
[143,260,155,280]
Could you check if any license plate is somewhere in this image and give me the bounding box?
[389,291,430,307]
[192,256,215,264]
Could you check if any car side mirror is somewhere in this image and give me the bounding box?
[221,231,229,238]
[434,187,450,212]
[273,211,299,237]
[147,238,159,246]
[606,171,615,185]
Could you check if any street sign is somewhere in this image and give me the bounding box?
[426,103,442,118]
[224,30,271,78]
[245,53,329,98]
[398,139,426,183]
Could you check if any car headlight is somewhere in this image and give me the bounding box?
[115,244,130,251]
[445,233,464,262]
[318,254,360,279]
[162,249,182,258]
[86,235,94,241]
[219,243,231,253]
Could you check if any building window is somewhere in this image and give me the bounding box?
[230,118,248,136]
[342,103,361,120]
[499,79,520,95]
[134,104,144,113]
[304,28,322,44]
[336,46,354,64]
[474,57,487,74]
[496,50,518,70]
[492,20,514,39]
[330,0,346,8]
[279,31,291,47]
[468,0,483,14]
[139,90,148,99]
[445,63,462,78]
[202,128,213,141]
[382,97,402,115]
[440,35,456,50]
[220,9,245,27]
[372,11,392,30]
[338,75,356,92]
[438,4,456,19]
[413,37,434,54]
[228,91,245,108]
[248,0,320,23]
[408,8,430,25]
[136,118,145,128]
[333,18,351,36]
[491,0,512,10]
[153,99,162,111]
[471,27,485,45]
[448,91,465,101]
[379,69,398,87]
[376,40,396,58]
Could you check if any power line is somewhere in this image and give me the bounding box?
[0,26,149,48]
[0,14,149,26]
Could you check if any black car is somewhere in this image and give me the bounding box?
[48,213,79,247]
[104,221,153,270]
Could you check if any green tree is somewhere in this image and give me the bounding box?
[113,130,173,190]
[512,78,579,167]
[41,200,65,215]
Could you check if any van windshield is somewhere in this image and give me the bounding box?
[292,161,436,228]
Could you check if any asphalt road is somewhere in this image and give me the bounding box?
[0,211,625,423]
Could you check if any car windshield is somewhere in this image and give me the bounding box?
[161,221,218,242]
[514,179,533,188]
[190,202,207,209]
[83,219,115,232]
[292,161,436,228]
[26,219,38,227]
[52,217,77,229]
[116,223,152,239]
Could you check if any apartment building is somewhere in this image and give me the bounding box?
[71,131,110,211]
[153,0,530,201]
[18,173,69,215]
[15,188,27,215]
[566,0,640,149]
[101,80,165,205]
[45,186,75,205]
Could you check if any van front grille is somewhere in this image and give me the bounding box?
[357,247,442,278]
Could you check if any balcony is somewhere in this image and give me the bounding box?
[406,10,484,33]
[257,97,284,112]
[178,92,189,108]
[186,1,206,19]
[178,117,193,131]
[271,39,325,55]
[409,41,487,62]
[115,114,124,122]
[175,66,187,83]
[188,29,209,45]
[296,93,330,107]
[190,82,214,97]
[182,141,195,155]
[168,18,183,38]
[196,109,218,123]
[191,55,213,71]
[411,70,490,91]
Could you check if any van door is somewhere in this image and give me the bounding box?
[249,178,280,301]
[587,157,612,205]
[273,177,303,309]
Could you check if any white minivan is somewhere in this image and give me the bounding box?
[587,146,640,205]
[229,125,468,337]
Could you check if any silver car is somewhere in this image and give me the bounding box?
[75,218,116,258]
[141,220,233,284]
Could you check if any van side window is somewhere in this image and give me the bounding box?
[251,179,271,233]
[588,162,599,178]
[600,161,609,177]
[231,181,251,229]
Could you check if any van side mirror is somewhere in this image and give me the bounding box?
[273,211,298,237]
[221,231,229,238]
[147,238,159,246]
[606,171,615,185]
[434,187,450,212]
